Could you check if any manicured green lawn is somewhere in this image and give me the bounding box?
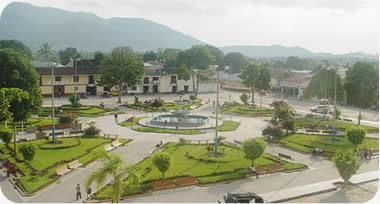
[279,133,379,157]
[0,137,130,193]
[219,103,274,117]
[127,101,202,112]
[132,126,202,135]
[94,142,305,199]
[295,118,378,133]
[0,118,60,131]
[216,120,240,131]
[35,105,114,117]
[119,117,147,127]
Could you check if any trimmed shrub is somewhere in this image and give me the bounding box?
[84,122,101,137]
[151,99,164,108]
[240,92,248,105]
[332,149,360,184]
[68,94,81,108]
[152,152,171,178]
[242,138,266,166]
[346,126,366,151]
[134,96,140,105]
[19,144,38,161]
[262,126,282,138]
[281,119,296,135]
[58,115,73,124]
[0,128,13,143]
[189,95,197,101]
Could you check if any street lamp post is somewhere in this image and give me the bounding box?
[331,67,337,141]
[323,67,328,121]
[214,68,220,155]
[51,67,56,144]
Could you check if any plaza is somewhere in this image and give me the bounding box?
[1,90,378,203]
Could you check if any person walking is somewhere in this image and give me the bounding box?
[250,165,258,179]
[76,184,82,200]
[114,113,118,123]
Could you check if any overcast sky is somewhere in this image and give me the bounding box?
[0,0,378,54]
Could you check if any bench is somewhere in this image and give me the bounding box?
[70,130,84,136]
[268,164,284,173]
[111,140,122,147]
[278,153,293,160]
[104,133,119,139]
[49,132,65,137]
[68,160,82,169]
[104,144,114,151]
[370,149,379,157]
[343,118,353,122]
[56,165,71,176]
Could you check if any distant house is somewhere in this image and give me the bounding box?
[279,75,312,100]
[35,60,103,97]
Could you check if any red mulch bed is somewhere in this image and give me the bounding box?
[176,176,197,186]
[152,179,175,190]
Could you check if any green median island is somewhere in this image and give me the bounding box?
[279,133,379,158]
[93,142,306,200]
[132,126,203,135]
[295,118,378,133]
[118,117,147,127]
[219,103,274,117]
[216,120,240,132]
[0,118,60,131]
[0,137,130,194]
[34,105,115,117]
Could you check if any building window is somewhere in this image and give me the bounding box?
[144,77,149,84]
[153,77,159,81]
[75,87,78,91]
[171,76,177,84]
[73,76,79,82]
[131,86,137,91]
[88,75,94,84]
[55,76,61,81]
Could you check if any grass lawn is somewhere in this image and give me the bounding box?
[279,133,379,157]
[0,137,130,193]
[132,126,202,135]
[219,103,274,117]
[0,118,60,131]
[216,120,240,131]
[35,105,114,117]
[127,101,202,112]
[94,142,305,199]
[119,117,147,127]
[295,118,378,133]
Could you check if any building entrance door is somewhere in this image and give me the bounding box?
[153,85,158,93]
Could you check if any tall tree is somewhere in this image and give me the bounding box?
[152,152,171,178]
[205,45,224,67]
[85,152,139,203]
[37,42,57,62]
[256,66,271,108]
[332,149,360,184]
[0,49,42,154]
[0,88,29,123]
[142,51,158,62]
[344,61,378,125]
[0,40,33,60]
[176,45,214,96]
[224,52,246,73]
[285,56,304,70]
[58,47,81,65]
[101,47,144,103]
[304,68,344,102]
[239,64,260,104]
[162,48,181,67]
[94,51,106,65]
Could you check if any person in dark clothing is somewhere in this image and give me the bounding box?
[76,184,82,200]
[114,113,118,123]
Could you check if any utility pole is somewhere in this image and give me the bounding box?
[74,58,78,104]
[332,67,337,141]
[51,67,56,144]
[214,68,220,155]
[323,67,327,121]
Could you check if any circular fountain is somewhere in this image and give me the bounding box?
[138,99,222,130]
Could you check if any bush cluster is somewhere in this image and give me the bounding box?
[19,144,38,161]
[68,94,81,108]
[0,128,13,143]
[84,122,101,137]
[262,125,283,138]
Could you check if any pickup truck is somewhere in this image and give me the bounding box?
[310,105,331,113]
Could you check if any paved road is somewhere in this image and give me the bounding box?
[1,91,378,203]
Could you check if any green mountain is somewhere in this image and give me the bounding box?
[0,2,204,52]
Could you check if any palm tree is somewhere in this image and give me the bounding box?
[85,151,139,203]
[37,42,56,62]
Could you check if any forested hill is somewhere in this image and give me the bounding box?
[0,2,204,52]
[220,45,378,60]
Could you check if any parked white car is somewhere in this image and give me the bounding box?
[310,105,331,113]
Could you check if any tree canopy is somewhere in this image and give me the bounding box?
[37,42,58,62]
[304,68,344,102]
[224,52,246,73]
[152,152,171,178]
[205,45,224,67]
[239,63,260,104]
[142,50,158,62]
[0,40,33,60]
[101,46,144,103]
[94,51,106,65]
[332,149,360,184]
[345,126,366,151]
[0,88,29,122]
[242,138,266,166]
[58,47,82,65]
